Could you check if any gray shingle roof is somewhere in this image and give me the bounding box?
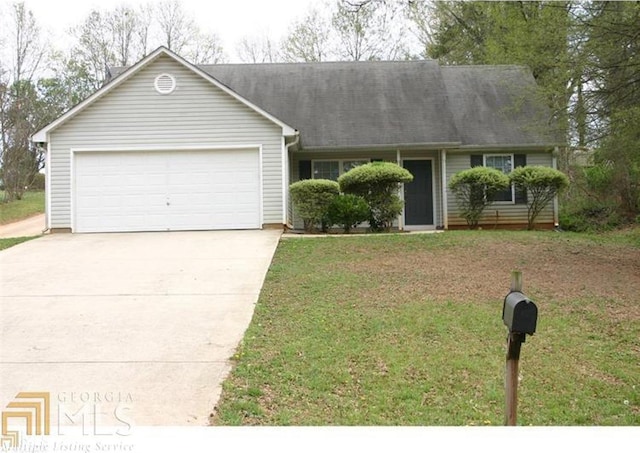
[202,61,461,149]
[110,60,561,149]
[440,65,558,146]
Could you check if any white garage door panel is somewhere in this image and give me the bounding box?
[74,150,261,232]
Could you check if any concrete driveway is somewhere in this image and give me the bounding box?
[0,230,280,427]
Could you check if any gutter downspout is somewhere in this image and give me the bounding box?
[284,131,300,228]
[286,131,300,151]
[42,141,51,234]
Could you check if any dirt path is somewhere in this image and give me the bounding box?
[0,214,45,238]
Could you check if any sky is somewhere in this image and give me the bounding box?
[8,0,321,62]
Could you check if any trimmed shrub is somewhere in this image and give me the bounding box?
[338,162,413,232]
[327,194,370,233]
[510,166,569,230]
[448,167,510,228]
[289,179,340,232]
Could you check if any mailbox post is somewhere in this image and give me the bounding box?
[503,270,538,426]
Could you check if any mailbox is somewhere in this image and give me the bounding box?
[503,291,537,335]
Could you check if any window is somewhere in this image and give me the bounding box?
[343,160,368,173]
[312,160,369,181]
[484,154,514,203]
[313,161,340,180]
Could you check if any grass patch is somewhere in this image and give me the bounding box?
[0,191,45,224]
[213,229,640,426]
[0,236,38,251]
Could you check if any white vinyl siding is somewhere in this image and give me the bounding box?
[48,55,284,229]
[446,151,554,227]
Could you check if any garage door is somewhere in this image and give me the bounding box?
[74,149,261,233]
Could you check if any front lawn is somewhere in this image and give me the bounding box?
[213,229,640,426]
[0,191,45,224]
[0,236,38,251]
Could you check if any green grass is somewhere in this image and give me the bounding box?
[0,191,45,224]
[214,229,640,426]
[0,236,38,251]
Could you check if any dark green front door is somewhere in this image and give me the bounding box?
[403,160,434,225]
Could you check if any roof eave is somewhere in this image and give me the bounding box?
[299,142,462,152]
[455,143,563,152]
[32,130,47,142]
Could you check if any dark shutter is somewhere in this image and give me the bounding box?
[514,154,527,204]
[298,160,311,180]
[514,154,527,168]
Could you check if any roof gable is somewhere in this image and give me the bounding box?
[32,47,295,142]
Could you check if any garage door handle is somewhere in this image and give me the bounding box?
[166,202,170,206]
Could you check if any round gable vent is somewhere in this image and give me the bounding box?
[154,73,176,94]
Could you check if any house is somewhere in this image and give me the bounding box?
[32,47,562,233]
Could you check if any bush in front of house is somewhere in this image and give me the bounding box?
[448,167,510,229]
[327,194,370,233]
[338,162,413,232]
[510,165,569,230]
[289,179,340,232]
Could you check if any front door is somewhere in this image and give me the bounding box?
[403,159,434,226]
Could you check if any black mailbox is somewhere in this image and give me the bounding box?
[503,291,537,335]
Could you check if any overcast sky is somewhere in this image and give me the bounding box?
[9,0,322,62]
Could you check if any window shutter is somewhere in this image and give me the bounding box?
[470,155,483,167]
[514,154,527,204]
[299,160,312,180]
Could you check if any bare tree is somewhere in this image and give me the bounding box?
[404,0,438,58]
[155,0,195,54]
[135,3,154,59]
[0,2,47,201]
[71,9,115,89]
[70,5,154,86]
[0,64,10,200]
[281,9,333,62]
[236,34,279,63]
[106,4,138,66]
[332,0,406,61]
[188,32,226,64]
[10,2,45,84]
